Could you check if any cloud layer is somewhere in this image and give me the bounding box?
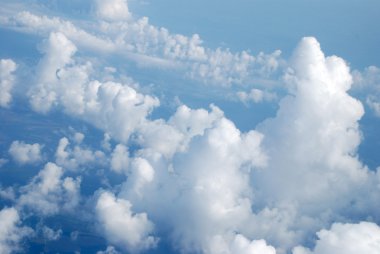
[0,1,379,254]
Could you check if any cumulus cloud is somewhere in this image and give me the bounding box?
[96,191,158,253]
[94,0,130,21]
[8,140,43,165]
[0,59,17,107]
[37,225,62,241]
[293,222,380,254]
[29,31,159,142]
[351,65,380,117]
[241,37,372,251]
[110,144,129,173]
[237,88,277,104]
[1,2,380,253]
[0,207,32,254]
[18,162,81,216]
[117,115,267,253]
[55,136,106,171]
[208,234,276,254]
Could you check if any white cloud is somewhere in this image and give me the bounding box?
[18,162,81,216]
[0,59,17,107]
[352,65,380,89]
[0,207,32,254]
[96,191,158,253]
[8,140,43,165]
[10,11,115,53]
[38,225,62,241]
[55,136,106,171]
[243,37,371,251]
[366,96,380,117]
[29,31,77,113]
[29,32,159,142]
[118,115,267,253]
[94,0,130,21]
[3,8,283,87]
[351,66,380,117]
[293,222,380,254]
[0,186,15,201]
[110,144,129,173]
[1,2,380,253]
[122,157,155,197]
[208,234,276,254]
[237,88,277,104]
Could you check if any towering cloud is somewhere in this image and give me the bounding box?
[245,37,371,251]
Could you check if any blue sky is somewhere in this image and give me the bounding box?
[1,1,380,254]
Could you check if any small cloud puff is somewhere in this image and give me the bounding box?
[8,140,43,165]
[94,0,131,22]
[0,59,17,108]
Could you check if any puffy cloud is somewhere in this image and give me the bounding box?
[1,2,380,253]
[237,88,277,104]
[110,144,129,173]
[122,157,155,197]
[352,65,380,90]
[0,59,17,107]
[135,104,225,158]
[37,225,62,241]
[169,104,224,139]
[29,32,77,113]
[167,119,266,253]
[118,116,267,253]
[245,37,370,250]
[0,186,15,201]
[0,207,32,254]
[18,162,81,216]
[55,136,106,171]
[208,234,276,254]
[94,0,130,21]
[29,32,159,142]
[366,96,380,116]
[95,191,158,253]
[352,65,380,116]
[293,222,380,254]
[8,140,43,165]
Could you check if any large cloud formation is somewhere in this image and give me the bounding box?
[0,1,379,254]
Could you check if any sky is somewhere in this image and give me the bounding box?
[0,0,380,254]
